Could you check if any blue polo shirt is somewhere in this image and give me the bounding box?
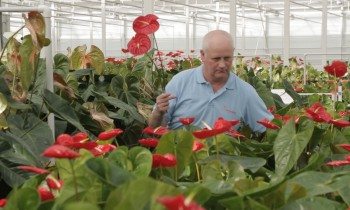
[164,65,273,132]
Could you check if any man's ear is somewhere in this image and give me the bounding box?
[200,50,205,60]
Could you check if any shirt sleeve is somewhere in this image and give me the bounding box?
[244,86,274,133]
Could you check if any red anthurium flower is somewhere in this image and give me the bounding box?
[42,145,80,159]
[17,165,49,175]
[138,138,159,148]
[339,144,350,152]
[305,102,332,123]
[121,48,129,53]
[38,187,54,201]
[324,60,348,77]
[192,140,204,152]
[257,118,280,130]
[89,144,117,157]
[329,119,350,128]
[157,195,205,210]
[46,177,63,190]
[0,198,7,207]
[152,153,177,168]
[105,57,115,63]
[98,128,123,140]
[179,117,195,125]
[72,132,89,142]
[143,126,169,136]
[274,114,299,124]
[227,128,245,138]
[127,33,151,56]
[325,160,350,167]
[267,106,276,113]
[133,14,160,34]
[55,133,73,145]
[193,118,237,139]
[346,155,350,161]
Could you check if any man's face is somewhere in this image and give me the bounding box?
[200,42,233,83]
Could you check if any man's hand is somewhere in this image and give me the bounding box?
[148,93,176,128]
[154,93,176,114]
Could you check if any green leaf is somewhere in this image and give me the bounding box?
[85,158,134,187]
[70,45,87,70]
[88,45,104,75]
[128,146,152,177]
[104,177,179,210]
[290,171,350,197]
[7,113,54,162]
[109,75,140,105]
[0,131,41,166]
[274,119,314,177]
[92,90,145,124]
[108,146,152,177]
[62,202,100,210]
[156,130,194,179]
[19,35,37,91]
[198,155,266,173]
[4,188,40,210]
[54,53,70,76]
[0,158,27,187]
[279,196,346,210]
[42,89,85,131]
[0,92,7,114]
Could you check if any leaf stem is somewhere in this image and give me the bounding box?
[69,159,79,201]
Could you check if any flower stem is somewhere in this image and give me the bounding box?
[192,154,201,182]
[214,136,220,161]
[68,160,79,200]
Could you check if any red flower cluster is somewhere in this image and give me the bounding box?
[257,118,280,130]
[143,126,169,136]
[138,138,159,148]
[326,144,350,167]
[192,118,239,139]
[105,57,126,65]
[324,60,348,77]
[157,195,205,210]
[192,140,204,152]
[38,187,55,201]
[227,128,245,138]
[0,198,6,207]
[17,165,49,175]
[152,153,177,168]
[305,102,332,123]
[179,117,195,126]
[127,14,160,56]
[46,177,63,190]
[305,103,350,128]
[98,129,123,140]
[53,132,119,157]
[42,145,80,159]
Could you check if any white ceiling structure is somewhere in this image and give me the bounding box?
[1,0,349,64]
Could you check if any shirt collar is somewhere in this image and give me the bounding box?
[195,65,236,90]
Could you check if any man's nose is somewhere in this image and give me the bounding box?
[218,59,226,67]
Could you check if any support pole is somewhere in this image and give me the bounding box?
[321,0,327,65]
[230,0,237,50]
[101,0,106,55]
[283,0,290,65]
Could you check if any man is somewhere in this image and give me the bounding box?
[149,30,272,133]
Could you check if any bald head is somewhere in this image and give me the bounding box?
[202,30,234,53]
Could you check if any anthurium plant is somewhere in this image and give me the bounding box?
[0,13,350,210]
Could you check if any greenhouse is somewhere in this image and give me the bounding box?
[0,0,350,209]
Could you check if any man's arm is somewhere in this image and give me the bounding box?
[148,93,176,128]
